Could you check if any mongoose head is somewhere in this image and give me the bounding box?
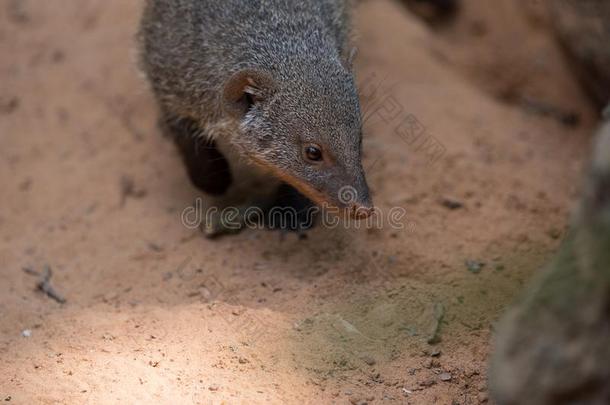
[223,67,373,219]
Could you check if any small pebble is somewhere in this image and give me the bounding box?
[419,378,436,387]
[21,329,31,338]
[441,197,464,210]
[546,228,562,240]
[439,372,452,382]
[0,97,19,115]
[208,384,219,391]
[360,355,376,366]
[465,260,485,274]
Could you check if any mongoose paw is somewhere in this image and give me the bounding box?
[201,216,243,239]
[201,208,244,239]
[164,115,233,196]
[200,203,265,239]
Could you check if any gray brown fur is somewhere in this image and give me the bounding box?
[138,0,372,219]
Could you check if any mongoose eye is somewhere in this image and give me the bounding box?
[304,145,323,163]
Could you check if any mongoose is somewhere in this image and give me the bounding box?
[138,0,373,236]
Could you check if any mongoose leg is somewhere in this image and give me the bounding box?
[266,183,318,233]
[201,203,265,238]
[206,182,319,237]
[162,115,319,236]
[163,115,233,196]
[200,180,319,237]
[161,115,245,237]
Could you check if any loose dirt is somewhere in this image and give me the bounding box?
[0,0,598,403]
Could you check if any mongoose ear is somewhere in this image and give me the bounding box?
[222,70,276,118]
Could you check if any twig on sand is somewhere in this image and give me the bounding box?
[426,302,445,344]
[37,265,67,304]
[22,266,39,276]
[23,265,67,304]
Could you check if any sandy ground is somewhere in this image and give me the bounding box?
[0,0,600,404]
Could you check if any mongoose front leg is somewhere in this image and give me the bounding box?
[266,183,318,233]
[163,116,233,196]
[162,115,243,237]
[162,114,283,237]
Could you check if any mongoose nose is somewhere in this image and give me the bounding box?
[349,203,373,220]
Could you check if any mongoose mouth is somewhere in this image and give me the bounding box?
[245,156,373,220]
[348,204,374,220]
